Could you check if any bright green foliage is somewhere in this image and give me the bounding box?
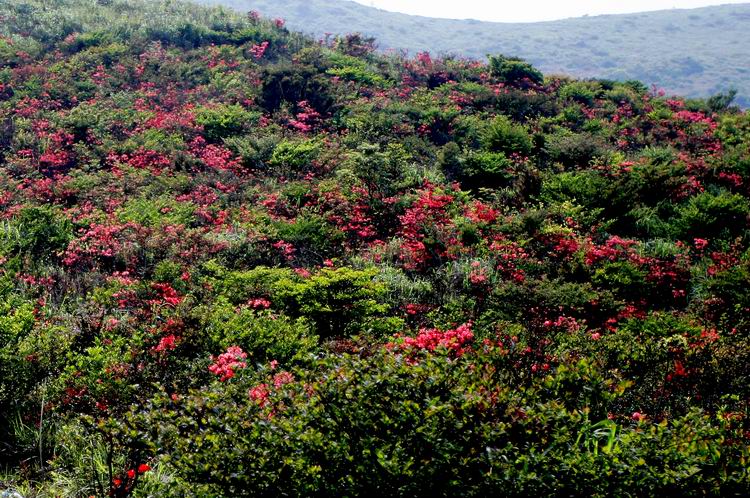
[675,190,750,239]
[481,115,533,157]
[0,293,37,413]
[269,139,322,174]
[202,298,317,364]
[194,104,259,142]
[276,267,401,337]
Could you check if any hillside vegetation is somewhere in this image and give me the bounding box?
[1,0,750,496]
[205,0,750,107]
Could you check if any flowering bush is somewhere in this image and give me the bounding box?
[1,0,749,495]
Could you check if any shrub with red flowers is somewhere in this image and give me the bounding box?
[388,323,474,356]
[2,1,750,495]
[397,184,458,270]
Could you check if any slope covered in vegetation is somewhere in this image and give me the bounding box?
[205,0,750,107]
[1,0,749,496]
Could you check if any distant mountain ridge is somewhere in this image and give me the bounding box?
[202,0,750,106]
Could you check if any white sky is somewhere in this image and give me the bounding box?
[351,1,749,22]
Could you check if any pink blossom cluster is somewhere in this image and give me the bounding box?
[468,261,489,285]
[541,316,580,333]
[154,334,178,353]
[273,239,296,261]
[489,239,528,283]
[248,297,272,309]
[248,371,295,407]
[62,223,138,267]
[249,41,269,60]
[289,100,321,133]
[175,185,219,206]
[398,185,455,269]
[464,200,498,224]
[110,148,172,173]
[208,346,248,381]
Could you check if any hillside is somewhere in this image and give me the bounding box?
[1,0,750,496]
[203,0,750,107]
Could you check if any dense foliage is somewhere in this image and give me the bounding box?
[207,0,750,107]
[1,0,749,496]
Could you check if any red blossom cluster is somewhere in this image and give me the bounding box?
[62,222,143,268]
[489,238,528,283]
[273,239,297,261]
[584,236,639,266]
[190,137,243,173]
[150,283,183,307]
[389,323,474,356]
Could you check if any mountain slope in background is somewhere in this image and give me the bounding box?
[203,0,750,106]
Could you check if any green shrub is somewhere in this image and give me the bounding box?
[543,130,611,168]
[674,190,750,240]
[134,352,748,497]
[276,267,400,337]
[346,142,410,196]
[194,104,259,142]
[201,298,318,364]
[0,294,37,415]
[481,115,533,157]
[269,139,322,175]
[202,263,298,305]
[489,55,544,85]
[1,206,73,263]
[559,81,599,106]
[273,213,345,262]
[259,63,335,114]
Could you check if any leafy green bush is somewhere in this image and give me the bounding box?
[559,81,599,106]
[194,104,259,142]
[674,190,750,240]
[259,63,335,114]
[1,206,73,264]
[0,293,37,417]
[201,298,318,364]
[269,138,322,175]
[543,130,611,169]
[481,115,533,157]
[132,352,748,497]
[489,55,544,86]
[276,267,401,337]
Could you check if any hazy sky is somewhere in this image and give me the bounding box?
[351,1,749,22]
